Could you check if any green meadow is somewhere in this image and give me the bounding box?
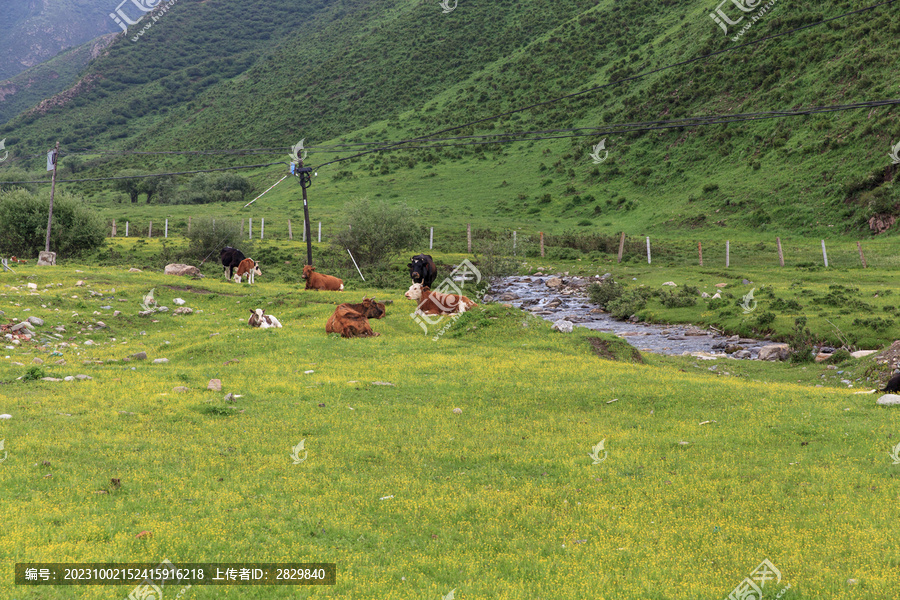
[1,243,899,599]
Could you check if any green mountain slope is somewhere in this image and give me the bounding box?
[0,0,118,80]
[0,33,117,124]
[1,0,898,239]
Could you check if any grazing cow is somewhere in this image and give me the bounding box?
[405,283,476,315]
[325,304,379,338]
[220,247,246,280]
[234,258,261,284]
[408,254,437,289]
[303,265,344,291]
[248,308,282,328]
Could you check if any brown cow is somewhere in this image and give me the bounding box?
[340,297,386,319]
[234,258,261,284]
[303,265,344,291]
[405,283,476,315]
[326,304,379,338]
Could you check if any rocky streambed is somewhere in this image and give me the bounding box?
[486,273,780,360]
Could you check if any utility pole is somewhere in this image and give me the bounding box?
[290,139,313,266]
[45,142,59,253]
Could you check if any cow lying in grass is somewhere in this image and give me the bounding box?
[405,283,476,315]
[220,247,246,280]
[248,308,282,328]
[234,258,261,284]
[325,302,382,338]
[303,265,344,291]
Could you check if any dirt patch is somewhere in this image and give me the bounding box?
[587,337,644,363]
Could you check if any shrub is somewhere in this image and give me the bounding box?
[0,189,106,257]
[475,233,530,280]
[23,366,46,381]
[788,317,816,363]
[607,288,652,320]
[587,279,623,308]
[331,197,425,269]
[185,217,249,261]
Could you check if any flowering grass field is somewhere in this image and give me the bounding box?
[1,261,898,599]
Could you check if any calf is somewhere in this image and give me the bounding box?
[234,258,261,284]
[405,283,476,315]
[408,254,437,289]
[303,265,344,291]
[220,247,246,280]
[248,308,282,328]
[326,304,379,338]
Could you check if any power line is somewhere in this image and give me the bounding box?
[0,161,286,185]
[3,97,897,186]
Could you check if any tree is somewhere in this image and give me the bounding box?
[331,197,425,268]
[0,188,105,257]
[113,169,149,203]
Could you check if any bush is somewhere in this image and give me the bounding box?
[185,217,250,261]
[789,317,816,363]
[23,366,46,381]
[0,189,106,257]
[607,288,652,320]
[331,197,425,269]
[587,279,623,308]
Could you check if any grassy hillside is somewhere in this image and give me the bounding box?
[1,258,898,599]
[0,33,118,124]
[0,0,897,240]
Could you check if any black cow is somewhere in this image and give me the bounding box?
[407,254,437,289]
[881,372,900,393]
[220,247,246,280]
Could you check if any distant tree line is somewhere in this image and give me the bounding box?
[112,171,254,204]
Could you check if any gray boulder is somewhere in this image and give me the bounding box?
[164,263,202,277]
[758,344,790,361]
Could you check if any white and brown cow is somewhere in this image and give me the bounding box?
[248,308,282,328]
[234,258,261,284]
[405,283,476,315]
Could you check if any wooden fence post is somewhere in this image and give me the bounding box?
[467,223,471,253]
[148,221,152,238]
[776,237,784,267]
[857,241,867,268]
[821,239,828,268]
[726,240,730,268]
[617,231,625,263]
[188,216,191,235]
[249,218,253,239]
[540,231,545,257]
[111,220,117,237]
[698,241,703,266]
[288,219,293,240]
